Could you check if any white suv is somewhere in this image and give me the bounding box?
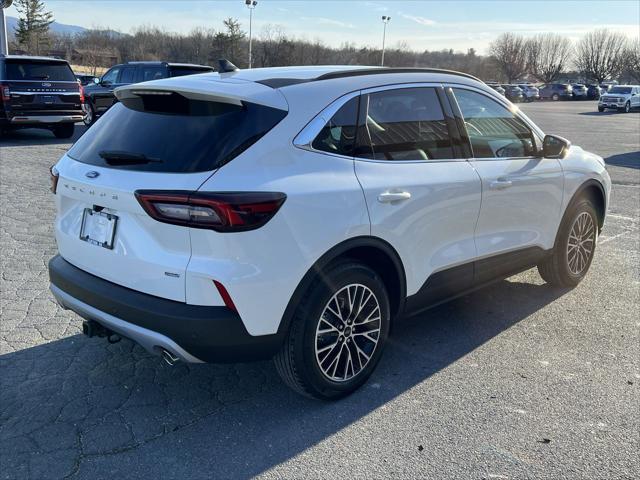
[598,85,640,113]
[49,66,611,399]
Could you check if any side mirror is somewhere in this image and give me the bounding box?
[543,134,571,159]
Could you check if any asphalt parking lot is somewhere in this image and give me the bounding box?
[1,100,638,479]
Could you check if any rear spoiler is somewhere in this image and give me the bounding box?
[115,75,288,110]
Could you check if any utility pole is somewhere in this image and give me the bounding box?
[245,0,257,68]
[0,0,12,56]
[381,15,391,67]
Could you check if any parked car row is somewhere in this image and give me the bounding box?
[1,54,215,138]
[484,81,628,103]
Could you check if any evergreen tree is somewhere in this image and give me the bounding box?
[14,0,54,55]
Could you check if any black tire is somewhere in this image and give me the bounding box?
[83,101,95,126]
[274,261,391,400]
[598,106,605,112]
[538,197,598,288]
[52,123,75,139]
[624,102,631,113]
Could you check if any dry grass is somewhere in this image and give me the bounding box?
[70,65,108,76]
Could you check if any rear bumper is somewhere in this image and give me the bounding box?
[48,255,284,363]
[10,114,84,125]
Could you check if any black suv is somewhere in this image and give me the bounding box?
[83,61,214,125]
[0,55,84,138]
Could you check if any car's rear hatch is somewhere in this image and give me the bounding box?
[53,75,287,302]
[1,58,81,118]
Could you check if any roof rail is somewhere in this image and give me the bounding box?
[126,61,167,65]
[315,67,482,83]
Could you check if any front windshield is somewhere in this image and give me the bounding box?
[609,87,632,94]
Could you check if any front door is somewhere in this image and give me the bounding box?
[450,87,564,281]
[352,86,482,310]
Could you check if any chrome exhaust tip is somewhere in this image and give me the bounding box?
[160,348,180,366]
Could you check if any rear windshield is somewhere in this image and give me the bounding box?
[169,67,214,77]
[67,96,287,173]
[3,60,76,81]
[609,87,631,94]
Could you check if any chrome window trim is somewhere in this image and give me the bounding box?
[294,82,465,164]
[446,84,546,162]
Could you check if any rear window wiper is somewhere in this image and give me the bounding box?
[98,150,163,165]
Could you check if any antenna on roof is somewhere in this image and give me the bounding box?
[218,59,239,73]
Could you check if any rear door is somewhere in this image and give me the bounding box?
[449,86,564,281]
[352,85,482,309]
[1,59,81,115]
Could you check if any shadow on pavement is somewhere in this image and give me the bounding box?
[605,151,640,169]
[579,110,640,116]
[0,278,567,478]
[0,124,87,147]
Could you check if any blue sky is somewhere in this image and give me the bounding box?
[6,0,640,53]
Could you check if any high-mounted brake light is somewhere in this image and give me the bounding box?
[134,191,286,232]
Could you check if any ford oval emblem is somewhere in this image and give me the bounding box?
[42,82,52,87]
[85,171,100,179]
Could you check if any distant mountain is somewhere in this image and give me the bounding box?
[6,16,87,37]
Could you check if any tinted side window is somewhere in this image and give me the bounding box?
[452,88,536,159]
[119,66,137,84]
[312,96,359,156]
[140,66,166,82]
[355,87,454,161]
[101,67,120,84]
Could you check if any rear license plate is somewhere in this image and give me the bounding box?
[79,209,118,249]
[39,95,57,104]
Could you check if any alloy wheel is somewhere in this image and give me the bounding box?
[567,211,596,276]
[314,283,381,382]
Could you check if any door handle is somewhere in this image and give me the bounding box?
[377,191,412,203]
[489,178,513,190]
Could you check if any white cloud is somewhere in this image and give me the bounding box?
[301,17,355,29]
[400,14,436,26]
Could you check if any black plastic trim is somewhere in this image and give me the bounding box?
[48,255,284,363]
[405,246,550,317]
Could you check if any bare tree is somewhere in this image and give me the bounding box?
[620,38,640,83]
[575,29,628,83]
[489,33,528,82]
[526,33,573,83]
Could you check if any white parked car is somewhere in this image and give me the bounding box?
[49,66,611,399]
[598,85,640,113]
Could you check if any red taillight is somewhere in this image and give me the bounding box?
[50,165,59,194]
[213,280,238,312]
[78,83,85,104]
[134,191,286,232]
[0,83,10,103]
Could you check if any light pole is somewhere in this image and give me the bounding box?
[381,15,391,67]
[0,0,13,56]
[245,0,257,68]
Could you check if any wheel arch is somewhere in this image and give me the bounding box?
[277,236,407,336]
[568,179,607,231]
